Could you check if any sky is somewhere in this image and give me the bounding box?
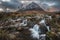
[0,0,60,12]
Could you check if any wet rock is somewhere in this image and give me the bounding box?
[8,34,16,39]
[57,32,60,35]
[14,32,20,35]
[17,27,24,31]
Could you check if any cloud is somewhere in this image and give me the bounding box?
[39,0,60,12]
[0,0,22,12]
[2,0,11,2]
[0,8,4,11]
[0,0,60,12]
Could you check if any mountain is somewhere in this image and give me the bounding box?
[0,0,60,12]
[25,2,43,11]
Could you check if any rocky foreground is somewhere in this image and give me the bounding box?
[0,12,60,40]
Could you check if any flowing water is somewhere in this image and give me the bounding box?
[20,19,27,26]
[40,19,50,31]
[29,19,50,40]
[29,24,40,40]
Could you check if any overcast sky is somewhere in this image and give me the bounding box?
[0,0,60,12]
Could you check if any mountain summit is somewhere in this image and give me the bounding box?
[25,2,43,11]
